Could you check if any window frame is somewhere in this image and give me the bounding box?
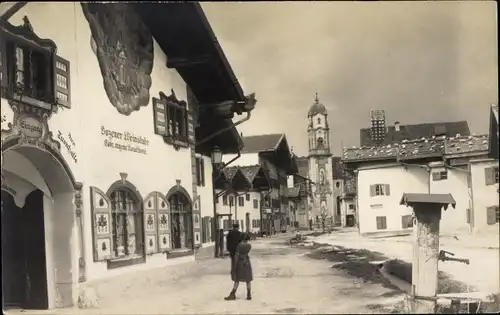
[195,157,205,187]
[109,188,144,259]
[153,91,190,149]
[253,199,258,209]
[370,184,390,197]
[0,25,61,110]
[376,216,387,230]
[168,193,193,250]
[432,170,448,181]
[238,196,244,207]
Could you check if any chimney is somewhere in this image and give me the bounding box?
[370,110,386,142]
[394,121,400,132]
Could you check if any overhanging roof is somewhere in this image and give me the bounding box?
[132,2,245,154]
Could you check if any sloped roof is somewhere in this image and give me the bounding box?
[241,134,284,154]
[223,167,239,180]
[296,156,309,177]
[400,193,456,208]
[343,134,489,164]
[445,134,489,155]
[360,121,470,147]
[239,165,262,183]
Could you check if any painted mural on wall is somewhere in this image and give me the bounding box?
[81,3,154,116]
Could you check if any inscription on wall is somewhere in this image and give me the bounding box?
[57,131,78,163]
[101,126,149,155]
[19,116,44,139]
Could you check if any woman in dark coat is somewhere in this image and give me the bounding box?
[224,232,253,301]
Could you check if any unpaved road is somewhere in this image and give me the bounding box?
[7,235,404,314]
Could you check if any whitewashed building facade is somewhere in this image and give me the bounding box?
[0,2,253,310]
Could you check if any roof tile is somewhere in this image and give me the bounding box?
[360,121,470,147]
[241,134,284,154]
[343,134,489,163]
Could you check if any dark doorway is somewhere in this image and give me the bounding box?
[245,213,250,233]
[346,214,355,227]
[2,189,48,310]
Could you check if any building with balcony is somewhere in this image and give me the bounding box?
[0,2,254,310]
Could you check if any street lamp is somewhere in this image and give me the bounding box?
[211,146,225,258]
[211,146,223,165]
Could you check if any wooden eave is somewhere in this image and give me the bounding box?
[251,167,270,191]
[132,2,245,155]
[230,169,252,192]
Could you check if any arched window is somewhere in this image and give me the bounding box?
[169,193,192,249]
[317,137,324,149]
[110,189,143,258]
[317,117,321,125]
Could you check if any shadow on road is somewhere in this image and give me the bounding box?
[298,242,473,294]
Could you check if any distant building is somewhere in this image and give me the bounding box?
[342,109,498,235]
[221,134,297,234]
[360,110,470,147]
[214,165,270,234]
[289,156,312,229]
[306,94,335,227]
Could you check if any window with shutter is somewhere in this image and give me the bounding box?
[253,199,258,209]
[376,216,387,230]
[246,193,250,201]
[144,192,159,254]
[486,206,498,225]
[200,158,205,186]
[1,26,58,108]
[485,167,495,186]
[157,194,171,252]
[384,184,391,196]
[370,185,376,197]
[55,55,71,108]
[90,187,114,262]
[192,198,201,247]
[238,196,244,207]
[110,189,144,259]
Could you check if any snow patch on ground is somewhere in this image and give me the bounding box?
[309,230,499,294]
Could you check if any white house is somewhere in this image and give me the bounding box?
[343,133,498,236]
[214,165,269,234]
[0,2,254,310]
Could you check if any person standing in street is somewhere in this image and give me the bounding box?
[226,223,242,269]
[225,232,253,301]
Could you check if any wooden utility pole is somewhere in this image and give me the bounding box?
[400,193,456,314]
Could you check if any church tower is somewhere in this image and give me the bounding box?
[307,93,334,226]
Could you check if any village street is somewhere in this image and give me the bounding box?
[8,234,403,315]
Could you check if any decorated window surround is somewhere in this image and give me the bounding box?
[0,16,71,110]
[152,89,190,150]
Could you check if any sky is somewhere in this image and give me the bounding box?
[202,1,498,157]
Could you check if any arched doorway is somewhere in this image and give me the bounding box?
[2,142,77,310]
[166,188,192,250]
